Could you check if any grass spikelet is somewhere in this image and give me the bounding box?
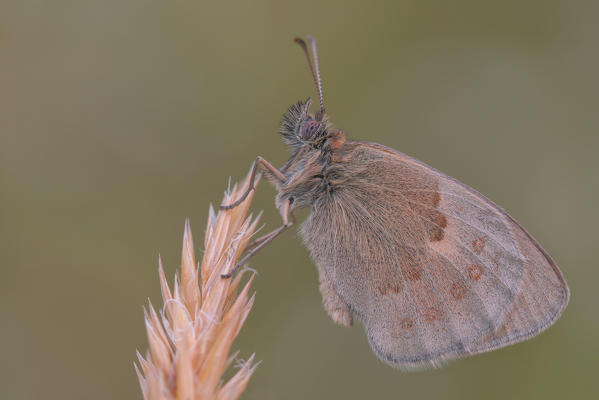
[136,173,261,399]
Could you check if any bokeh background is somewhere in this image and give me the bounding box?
[1,1,598,399]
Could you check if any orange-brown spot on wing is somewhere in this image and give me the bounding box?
[467,264,483,281]
[405,266,423,281]
[472,237,486,254]
[398,173,446,242]
[378,281,402,295]
[427,211,448,242]
[424,307,442,322]
[450,283,466,300]
[400,318,413,329]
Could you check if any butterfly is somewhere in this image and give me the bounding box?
[220,36,569,369]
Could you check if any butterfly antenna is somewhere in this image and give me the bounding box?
[306,35,325,114]
[294,36,325,114]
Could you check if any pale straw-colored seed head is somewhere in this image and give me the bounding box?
[136,173,261,400]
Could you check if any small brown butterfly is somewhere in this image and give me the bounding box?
[220,36,569,369]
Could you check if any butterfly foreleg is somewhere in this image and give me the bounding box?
[220,156,286,210]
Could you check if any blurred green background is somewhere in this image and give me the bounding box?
[1,1,598,399]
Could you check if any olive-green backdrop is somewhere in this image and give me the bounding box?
[1,1,597,399]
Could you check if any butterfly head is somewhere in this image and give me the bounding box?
[279,98,329,150]
[278,37,334,151]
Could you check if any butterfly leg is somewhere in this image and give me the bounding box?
[221,199,295,278]
[220,156,286,210]
[244,226,282,251]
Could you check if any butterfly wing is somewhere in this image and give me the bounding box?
[300,141,569,369]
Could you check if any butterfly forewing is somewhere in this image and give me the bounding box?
[300,142,569,369]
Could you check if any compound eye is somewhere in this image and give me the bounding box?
[300,119,320,140]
